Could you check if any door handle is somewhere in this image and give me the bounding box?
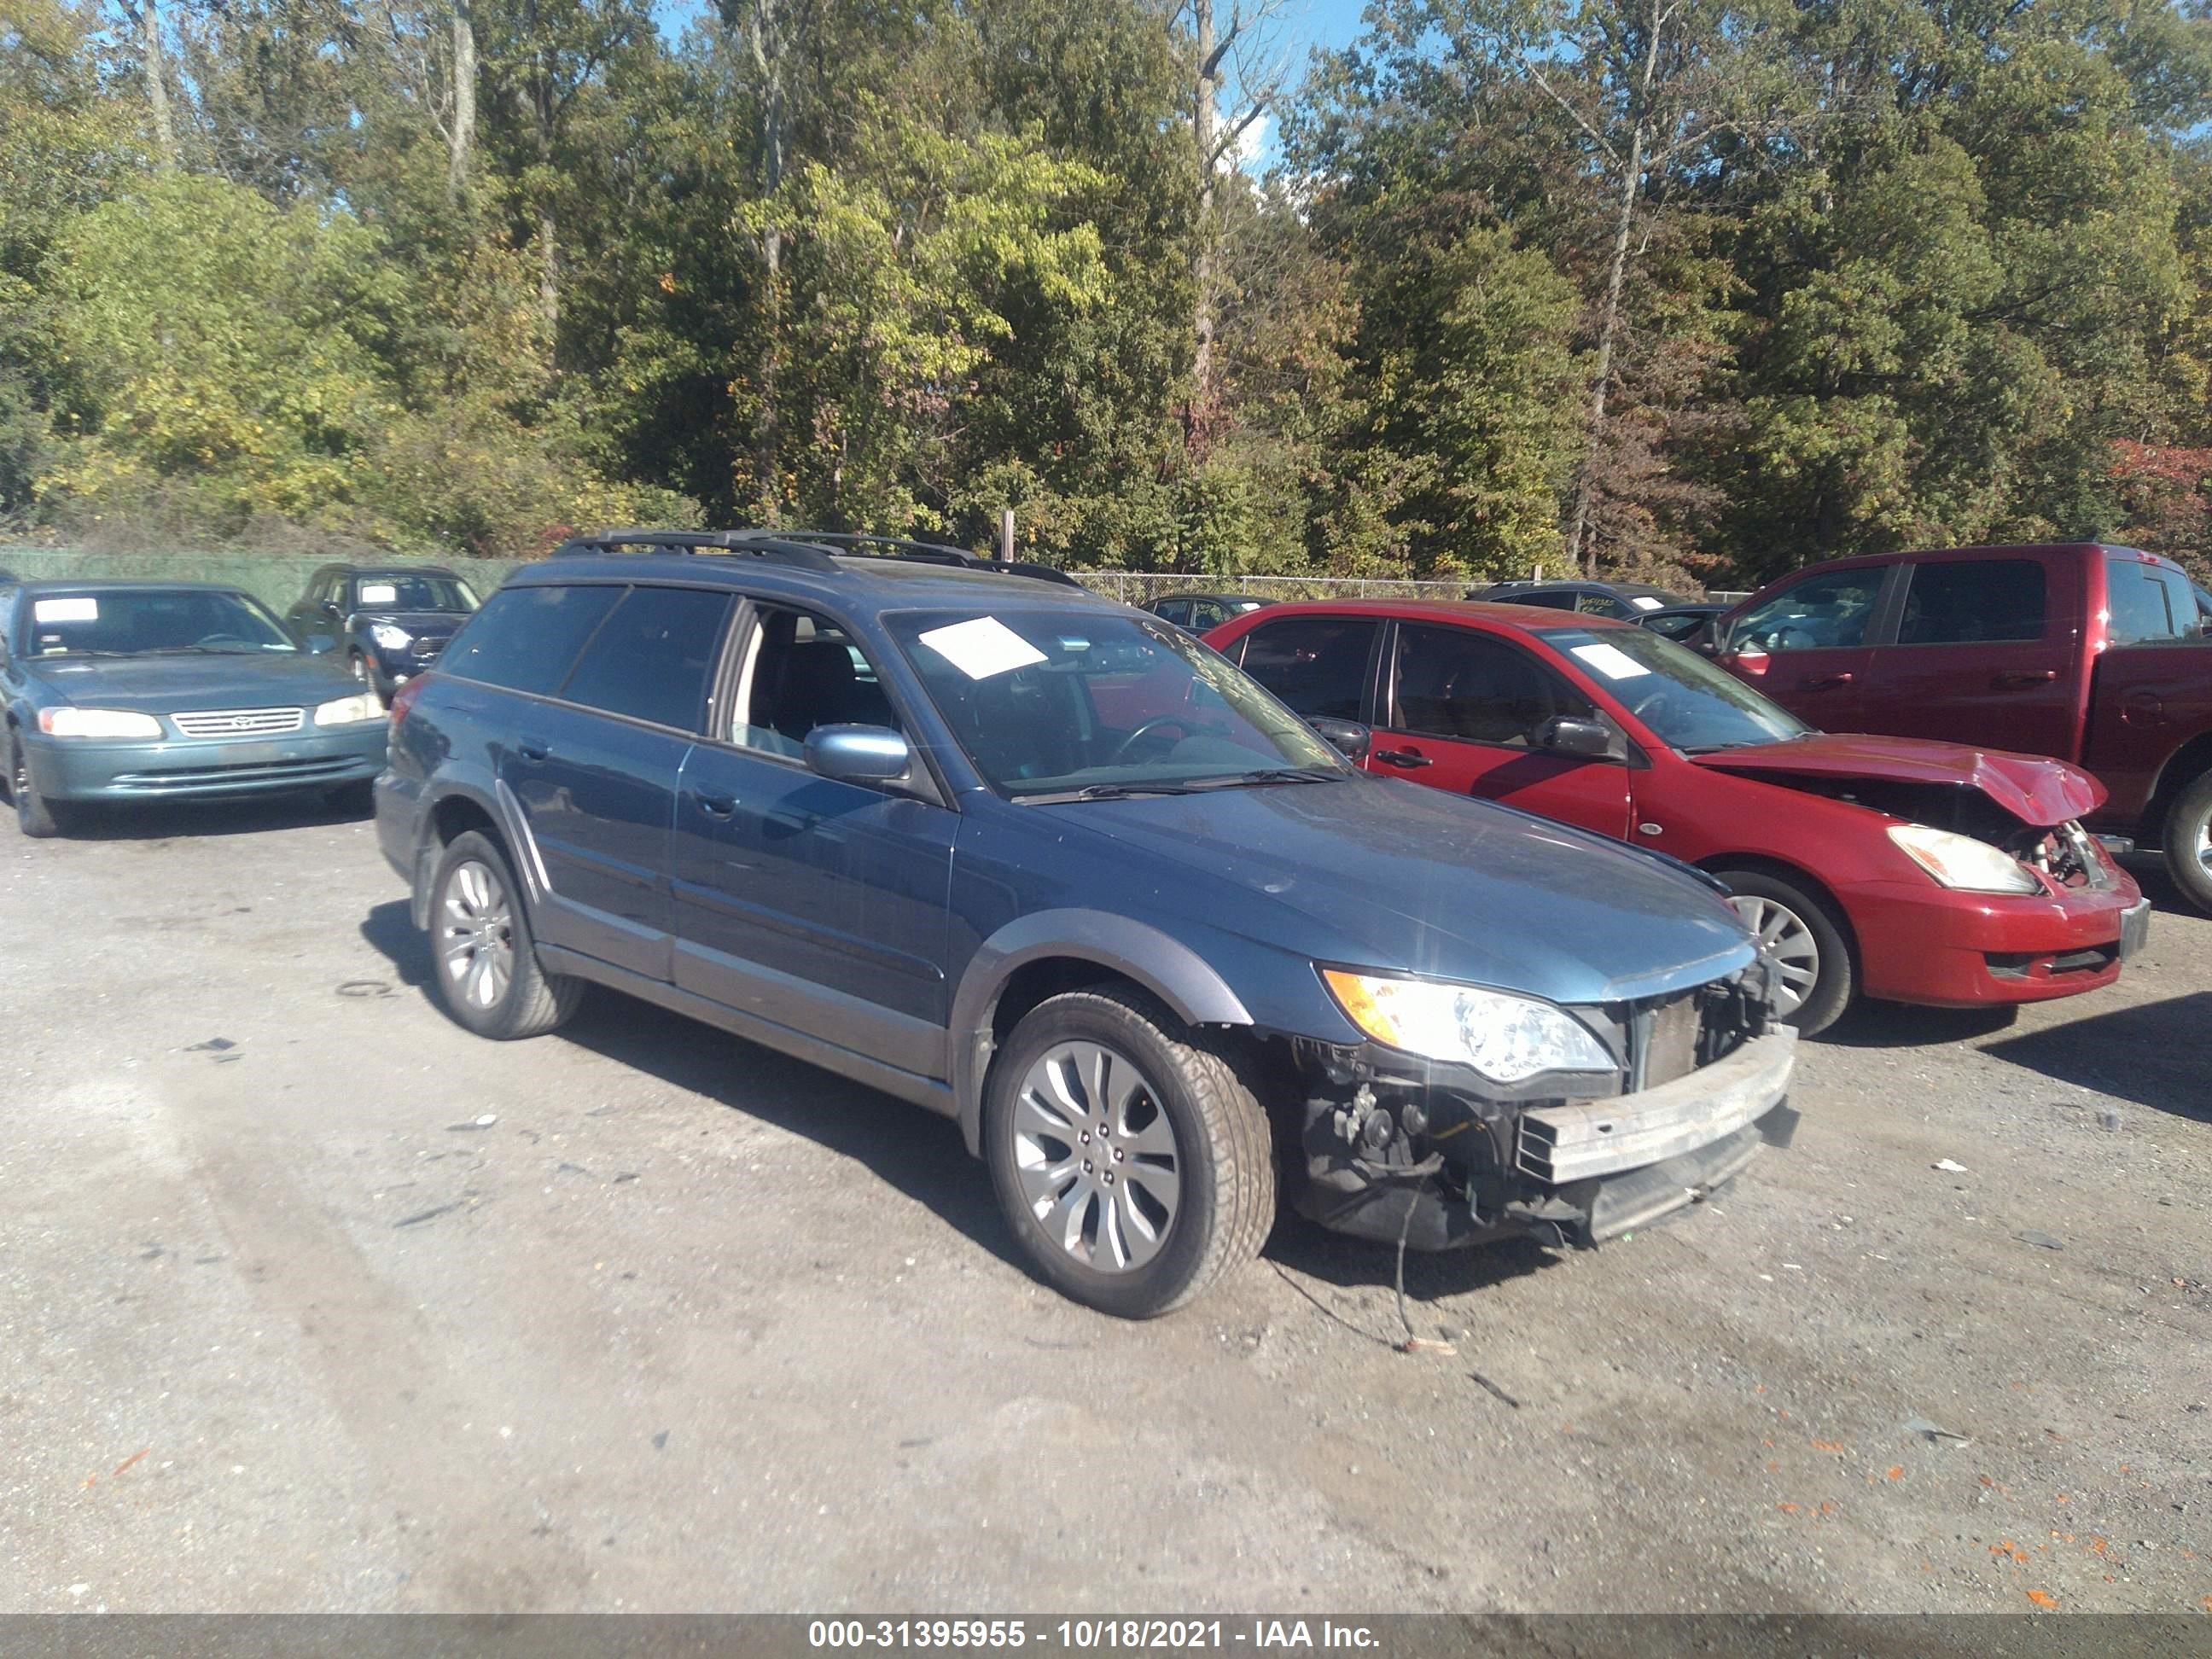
[1800,672,1855,690]
[1374,748,1431,769]
[1993,669,2058,687]
[696,793,738,818]
[515,741,550,763]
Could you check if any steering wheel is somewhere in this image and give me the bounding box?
[1109,715,1198,765]
[1623,683,1675,721]
[1770,625,1817,651]
[193,633,250,649]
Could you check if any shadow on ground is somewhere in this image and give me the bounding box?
[357,900,1024,1274]
[1978,990,2212,1121]
[1816,999,2020,1049]
[16,789,370,843]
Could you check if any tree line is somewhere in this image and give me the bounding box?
[3,0,2210,586]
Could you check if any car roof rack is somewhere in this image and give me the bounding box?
[549,527,1087,586]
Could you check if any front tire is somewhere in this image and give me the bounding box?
[10,731,71,839]
[984,987,1275,1318]
[1714,867,1854,1035]
[2163,770,2212,914]
[428,830,584,1039]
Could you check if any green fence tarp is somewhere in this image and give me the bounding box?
[0,547,527,611]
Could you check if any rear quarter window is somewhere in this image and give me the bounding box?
[557,585,734,730]
[439,584,622,696]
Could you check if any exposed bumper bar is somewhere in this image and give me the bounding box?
[1516,1027,1797,1183]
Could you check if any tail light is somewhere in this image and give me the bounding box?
[389,673,428,730]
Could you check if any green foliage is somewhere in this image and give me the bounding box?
[6,0,2212,579]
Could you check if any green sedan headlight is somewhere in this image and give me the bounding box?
[1321,968,1615,1084]
[38,707,163,739]
[314,693,383,727]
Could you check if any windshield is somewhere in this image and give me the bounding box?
[888,608,1347,800]
[20,587,297,658]
[353,573,477,613]
[1544,626,1810,753]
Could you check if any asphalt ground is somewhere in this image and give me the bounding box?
[2,796,2205,1615]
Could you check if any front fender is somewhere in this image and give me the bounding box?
[948,910,1254,1155]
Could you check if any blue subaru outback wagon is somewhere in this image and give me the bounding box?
[376,531,1797,1316]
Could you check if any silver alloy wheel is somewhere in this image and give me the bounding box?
[2197,811,2212,872]
[1011,1040,1181,1273]
[438,858,515,1012]
[1728,894,1820,1018]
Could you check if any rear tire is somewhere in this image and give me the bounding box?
[10,731,70,839]
[428,830,584,1039]
[1712,867,1854,1035]
[984,987,1275,1318]
[2163,770,2212,914]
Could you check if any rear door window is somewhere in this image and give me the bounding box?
[1895,559,2048,644]
[1388,624,1594,747]
[440,584,622,696]
[557,585,734,731]
[1730,568,1886,651]
[1234,617,1380,721]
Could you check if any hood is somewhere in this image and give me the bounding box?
[1690,733,2103,827]
[26,651,359,712]
[354,609,469,634]
[1038,777,1755,1007]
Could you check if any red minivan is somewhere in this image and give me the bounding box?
[1205,601,2150,1033]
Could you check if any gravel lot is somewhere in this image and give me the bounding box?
[2,797,2206,1616]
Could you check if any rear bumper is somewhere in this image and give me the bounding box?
[24,726,389,802]
[1842,873,2145,1007]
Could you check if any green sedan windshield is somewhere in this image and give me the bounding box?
[21,588,298,658]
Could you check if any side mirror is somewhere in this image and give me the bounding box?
[1534,714,1615,760]
[1307,717,1371,761]
[806,724,912,785]
[319,602,343,620]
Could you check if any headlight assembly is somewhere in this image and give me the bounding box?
[1887,823,2040,895]
[1320,969,1614,1084]
[38,707,163,739]
[313,693,383,727]
[370,622,412,650]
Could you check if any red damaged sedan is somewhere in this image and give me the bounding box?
[1205,602,2150,1033]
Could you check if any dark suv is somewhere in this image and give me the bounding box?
[285,563,480,703]
[376,530,1797,1317]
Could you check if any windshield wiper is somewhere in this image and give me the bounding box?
[1017,782,1206,803]
[1180,767,1345,790]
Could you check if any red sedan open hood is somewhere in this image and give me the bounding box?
[1690,734,2104,828]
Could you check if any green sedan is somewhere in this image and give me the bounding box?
[1,579,390,837]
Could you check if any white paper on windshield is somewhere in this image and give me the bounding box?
[917,616,1046,680]
[33,597,97,623]
[1629,595,1663,611]
[1569,641,1653,680]
[358,583,398,605]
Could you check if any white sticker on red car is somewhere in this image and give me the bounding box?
[917,616,1047,680]
[1569,641,1653,679]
